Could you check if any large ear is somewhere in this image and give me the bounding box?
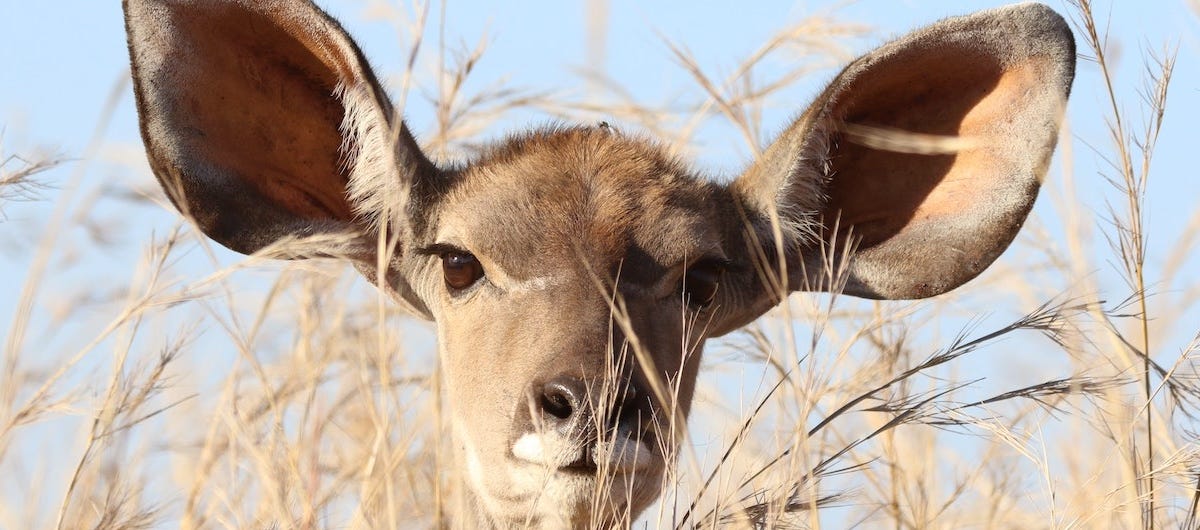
[124,0,439,316]
[731,2,1075,301]
[123,0,437,256]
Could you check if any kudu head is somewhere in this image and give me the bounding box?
[123,0,1074,526]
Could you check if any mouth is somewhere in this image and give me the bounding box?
[511,431,656,475]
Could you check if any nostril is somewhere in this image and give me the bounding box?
[541,389,573,420]
[540,376,586,423]
[613,385,641,422]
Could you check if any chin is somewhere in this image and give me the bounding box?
[465,445,666,528]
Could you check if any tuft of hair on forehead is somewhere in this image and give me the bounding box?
[429,124,731,282]
[466,124,698,185]
[451,123,717,230]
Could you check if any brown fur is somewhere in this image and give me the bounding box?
[123,1,1075,527]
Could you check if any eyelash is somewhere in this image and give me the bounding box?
[418,245,728,305]
[419,244,486,291]
[680,260,726,310]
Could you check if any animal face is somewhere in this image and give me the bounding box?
[122,0,1074,526]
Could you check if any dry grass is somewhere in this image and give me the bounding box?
[2,1,1198,528]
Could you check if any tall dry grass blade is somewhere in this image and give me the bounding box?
[0,147,60,218]
[1068,2,1178,526]
[2,76,126,420]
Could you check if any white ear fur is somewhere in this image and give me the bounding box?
[338,82,410,231]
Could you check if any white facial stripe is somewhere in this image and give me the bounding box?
[426,230,567,294]
[507,274,567,293]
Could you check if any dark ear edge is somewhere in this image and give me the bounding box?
[730,2,1075,304]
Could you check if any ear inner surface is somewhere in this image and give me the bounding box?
[125,0,415,255]
[730,2,1075,301]
[819,51,1056,299]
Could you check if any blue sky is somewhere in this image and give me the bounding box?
[2,1,1197,251]
[1,0,1198,524]
[3,1,1196,171]
[3,0,1196,362]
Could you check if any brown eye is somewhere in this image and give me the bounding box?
[682,262,723,309]
[442,251,484,290]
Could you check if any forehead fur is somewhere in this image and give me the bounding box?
[438,126,724,282]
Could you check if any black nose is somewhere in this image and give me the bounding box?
[537,376,646,434]
[532,375,654,470]
[539,376,588,431]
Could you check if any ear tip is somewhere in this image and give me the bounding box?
[973,2,1077,98]
[991,2,1065,20]
[991,2,1077,52]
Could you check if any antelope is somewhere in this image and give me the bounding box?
[122,0,1075,527]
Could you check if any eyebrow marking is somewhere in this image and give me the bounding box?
[508,274,567,293]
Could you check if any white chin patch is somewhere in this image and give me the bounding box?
[512,432,653,473]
